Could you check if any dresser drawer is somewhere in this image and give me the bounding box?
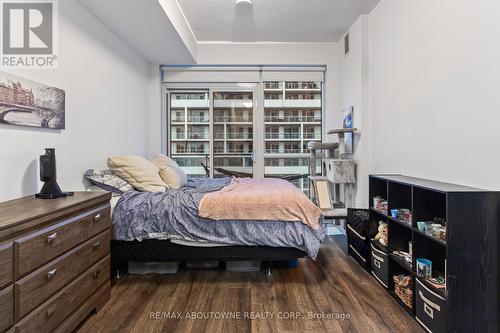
[16,229,110,319]
[0,242,13,289]
[0,286,13,332]
[15,205,110,278]
[15,255,110,333]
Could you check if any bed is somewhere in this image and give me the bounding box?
[110,177,325,275]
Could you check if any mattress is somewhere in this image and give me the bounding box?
[112,178,325,259]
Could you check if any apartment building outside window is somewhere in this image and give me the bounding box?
[163,66,324,195]
[169,92,210,177]
[263,81,322,195]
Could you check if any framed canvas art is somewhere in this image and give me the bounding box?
[342,106,354,154]
[0,72,65,129]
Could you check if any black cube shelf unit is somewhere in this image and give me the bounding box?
[367,174,500,333]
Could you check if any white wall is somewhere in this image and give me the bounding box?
[369,0,500,190]
[0,0,149,201]
[146,64,163,158]
[337,16,371,207]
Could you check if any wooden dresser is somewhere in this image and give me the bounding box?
[0,192,112,333]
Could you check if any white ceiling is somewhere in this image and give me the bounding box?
[177,0,381,42]
[78,0,196,64]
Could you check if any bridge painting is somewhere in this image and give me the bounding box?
[0,72,65,129]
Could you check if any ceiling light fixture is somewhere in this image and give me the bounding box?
[236,0,252,10]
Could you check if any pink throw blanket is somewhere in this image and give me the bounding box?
[199,178,322,230]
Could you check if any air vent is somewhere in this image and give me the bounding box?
[344,33,350,56]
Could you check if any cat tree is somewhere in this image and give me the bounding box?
[308,128,358,220]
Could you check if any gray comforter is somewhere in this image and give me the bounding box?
[113,178,325,259]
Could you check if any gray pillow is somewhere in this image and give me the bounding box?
[84,169,133,194]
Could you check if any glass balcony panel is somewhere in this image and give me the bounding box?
[264,81,322,194]
[213,91,254,177]
[169,91,210,178]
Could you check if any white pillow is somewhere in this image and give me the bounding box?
[151,154,179,170]
[107,155,167,193]
[158,164,187,190]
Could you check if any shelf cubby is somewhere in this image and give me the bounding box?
[369,177,388,209]
[413,187,446,228]
[388,181,412,214]
[388,219,412,254]
[389,263,415,316]
[413,231,446,282]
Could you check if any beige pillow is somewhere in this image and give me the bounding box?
[107,155,167,192]
[151,154,179,170]
[158,164,187,190]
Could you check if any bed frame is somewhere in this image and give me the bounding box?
[111,239,308,277]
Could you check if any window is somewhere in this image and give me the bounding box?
[263,81,322,195]
[163,68,325,195]
[212,91,254,178]
[169,92,210,178]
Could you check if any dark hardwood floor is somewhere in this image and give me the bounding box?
[77,236,424,333]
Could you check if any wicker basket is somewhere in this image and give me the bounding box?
[393,275,413,309]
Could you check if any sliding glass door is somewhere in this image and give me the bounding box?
[212,89,255,178]
[164,79,323,194]
[167,86,258,178]
[169,91,210,177]
[263,81,322,196]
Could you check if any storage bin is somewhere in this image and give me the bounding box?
[347,209,377,238]
[225,261,261,272]
[370,240,389,288]
[347,224,369,269]
[347,208,376,270]
[415,278,446,333]
[128,261,179,274]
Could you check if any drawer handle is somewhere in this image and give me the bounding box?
[418,290,441,311]
[47,233,58,244]
[424,303,434,319]
[93,213,102,222]
[47,269,57,280]
[93,240,102,250]
[46,305,57,318]
[372,252,384,263]
[92,269,101,279]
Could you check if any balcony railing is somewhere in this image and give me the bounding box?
[285,95,320,100]
[214,133,253,140]
[303,133,321,139]
[171,117,185,123]
[171,133,185,139]
[214,149,252,154]
[265,133,300,139]
[264,94,283,100]
[265,148,302,154]
[214,116,253,123]
[172,94,206,100]
[284,82,320,90]
[187,116,209,122]
[174,148,209,154]
[264,116,321,123]
[187,133,209,140]
[264,82,282,89]
[303,116,321,122]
